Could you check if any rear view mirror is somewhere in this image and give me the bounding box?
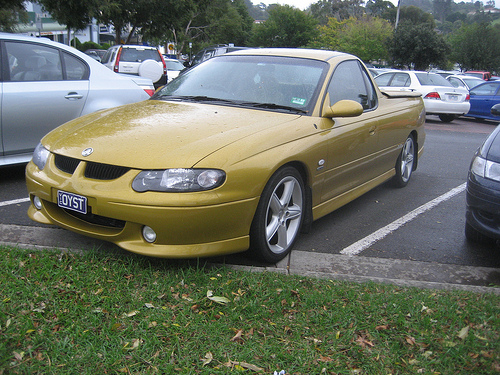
[322,99,364,118]
[491,103,500,116]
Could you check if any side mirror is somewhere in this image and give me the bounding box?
[322,99,364,118]
[491,103,500,116]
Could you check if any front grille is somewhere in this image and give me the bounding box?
[54,154,80,174]
[85,162,130,180]
[63,208,126,229]
[54,154,130,180]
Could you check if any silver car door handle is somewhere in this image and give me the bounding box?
[65,92,84,100]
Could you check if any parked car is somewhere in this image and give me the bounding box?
[466,81,500,122]
[0,33,154,167]
[375,70,470,122]
[163,58,185,82]
[465,106,500,245]
[84,49,106,62]
[26,48,425,262]
[101,45,167,88]
[189,44,249,67]
[446,74,484,90]
[465,71,493,81]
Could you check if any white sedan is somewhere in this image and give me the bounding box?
[447,74,484,90]
[0,33,154,167]
[375,70,470,122]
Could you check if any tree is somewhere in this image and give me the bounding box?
[38,0,97,43]
[365,0,395,17]
[448,22,500,72]
[310,16,392,62]
[250,5,318,47]
[310,0,365,24]
[389,22,450,70]
[0,0,27,32]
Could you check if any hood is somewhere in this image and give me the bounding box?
[43,100,300,169]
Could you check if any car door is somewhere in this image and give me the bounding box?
[1,40,89,157]
[469,83,500,117]
[318,59,383,205]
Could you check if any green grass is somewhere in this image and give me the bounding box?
[1,246,499,374]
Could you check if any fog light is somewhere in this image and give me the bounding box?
[33,196,42,210]
[142,226,157,243]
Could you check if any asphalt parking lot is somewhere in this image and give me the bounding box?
[1,115,499,292]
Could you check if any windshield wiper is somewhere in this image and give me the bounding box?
[156,95,236,104]
[246,102,308,114]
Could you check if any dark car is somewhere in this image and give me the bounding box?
[465,105,500,244]
[189,44,249,67]
[466,81,500,122]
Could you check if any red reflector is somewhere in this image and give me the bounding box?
[424,92,441,99]
[466,94,470,101]
[144,89,155,97]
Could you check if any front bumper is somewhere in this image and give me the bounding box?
[465,173,500,241]
[26,160,259,258]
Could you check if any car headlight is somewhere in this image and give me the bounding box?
[32,143,50,170]
[471,156,500,182]
[132,168,226,192]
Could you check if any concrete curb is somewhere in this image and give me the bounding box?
[1,223,499,295]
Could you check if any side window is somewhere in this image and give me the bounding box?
[374,73,393,86]
[63,52,89,80]
[471,83,498,96]
[101,49,112,64]
[390,73,410,87]
[448,77,462,88]
[6,41,63,82]
[327,60,377,110]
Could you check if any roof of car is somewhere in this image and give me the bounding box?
[225,48,352,62]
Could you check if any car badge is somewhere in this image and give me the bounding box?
[82,148,93,157]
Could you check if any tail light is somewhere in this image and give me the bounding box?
[113,47,122,73]
[159,53,167,76]
[465,94,470,101]
[424,92,441,100]
[144,89,155,97]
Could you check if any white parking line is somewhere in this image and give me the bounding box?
[0,197,30,207]
[340,183,467,256]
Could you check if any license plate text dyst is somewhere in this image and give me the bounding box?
[57,191,87,214]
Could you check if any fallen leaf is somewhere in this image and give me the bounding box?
[405,336,416,346]
[457,326,469,340]
[201,352,213,366]
[13,351,24,361]
[145,303,155,309]
[207,290,230,305]
[230,329,244,343]
[231,361,264,371]
[123,310,139,318]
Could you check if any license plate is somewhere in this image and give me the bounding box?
[448,94,459,101]
[57,190,87,214]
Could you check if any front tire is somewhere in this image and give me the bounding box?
[393,135,416,188]
[250,167,305,263]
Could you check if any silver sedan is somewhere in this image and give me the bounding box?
[0,33,154,167]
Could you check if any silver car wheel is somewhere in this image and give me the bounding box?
[265,175,303,254]
[400,137,415,183]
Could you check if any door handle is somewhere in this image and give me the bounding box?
[65,92,84,100]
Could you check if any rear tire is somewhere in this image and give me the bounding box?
[439,114,456,122]
[249,166,305,263]
[393,135,415,188]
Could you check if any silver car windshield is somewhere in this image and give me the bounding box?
[153,55,328,114]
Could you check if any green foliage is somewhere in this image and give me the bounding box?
[310,16,392,62]
[390,22,450,70]
[80,41,105,51]
[448,22,500,72]
[0,0,27,32]
[38,0,97,31]
[251,5,318,47]
[311,0,366,24]
[0,247,499,373]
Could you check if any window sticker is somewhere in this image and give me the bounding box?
[291,97,306,106]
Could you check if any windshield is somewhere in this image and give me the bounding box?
[165,59,184,71]
[415,73,453,87]
[152,55,328,114]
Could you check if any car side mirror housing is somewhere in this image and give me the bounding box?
[491,103,500,116]
[322,98,364,118]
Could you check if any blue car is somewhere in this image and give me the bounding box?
[465,105,500,245]
[466,81,500,121]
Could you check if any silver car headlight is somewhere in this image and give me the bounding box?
[132,168,226,192]
[32,143,50,170]
[471,156,500,182]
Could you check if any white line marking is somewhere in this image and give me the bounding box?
[340,183,467,256]
[0,197,30,207]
